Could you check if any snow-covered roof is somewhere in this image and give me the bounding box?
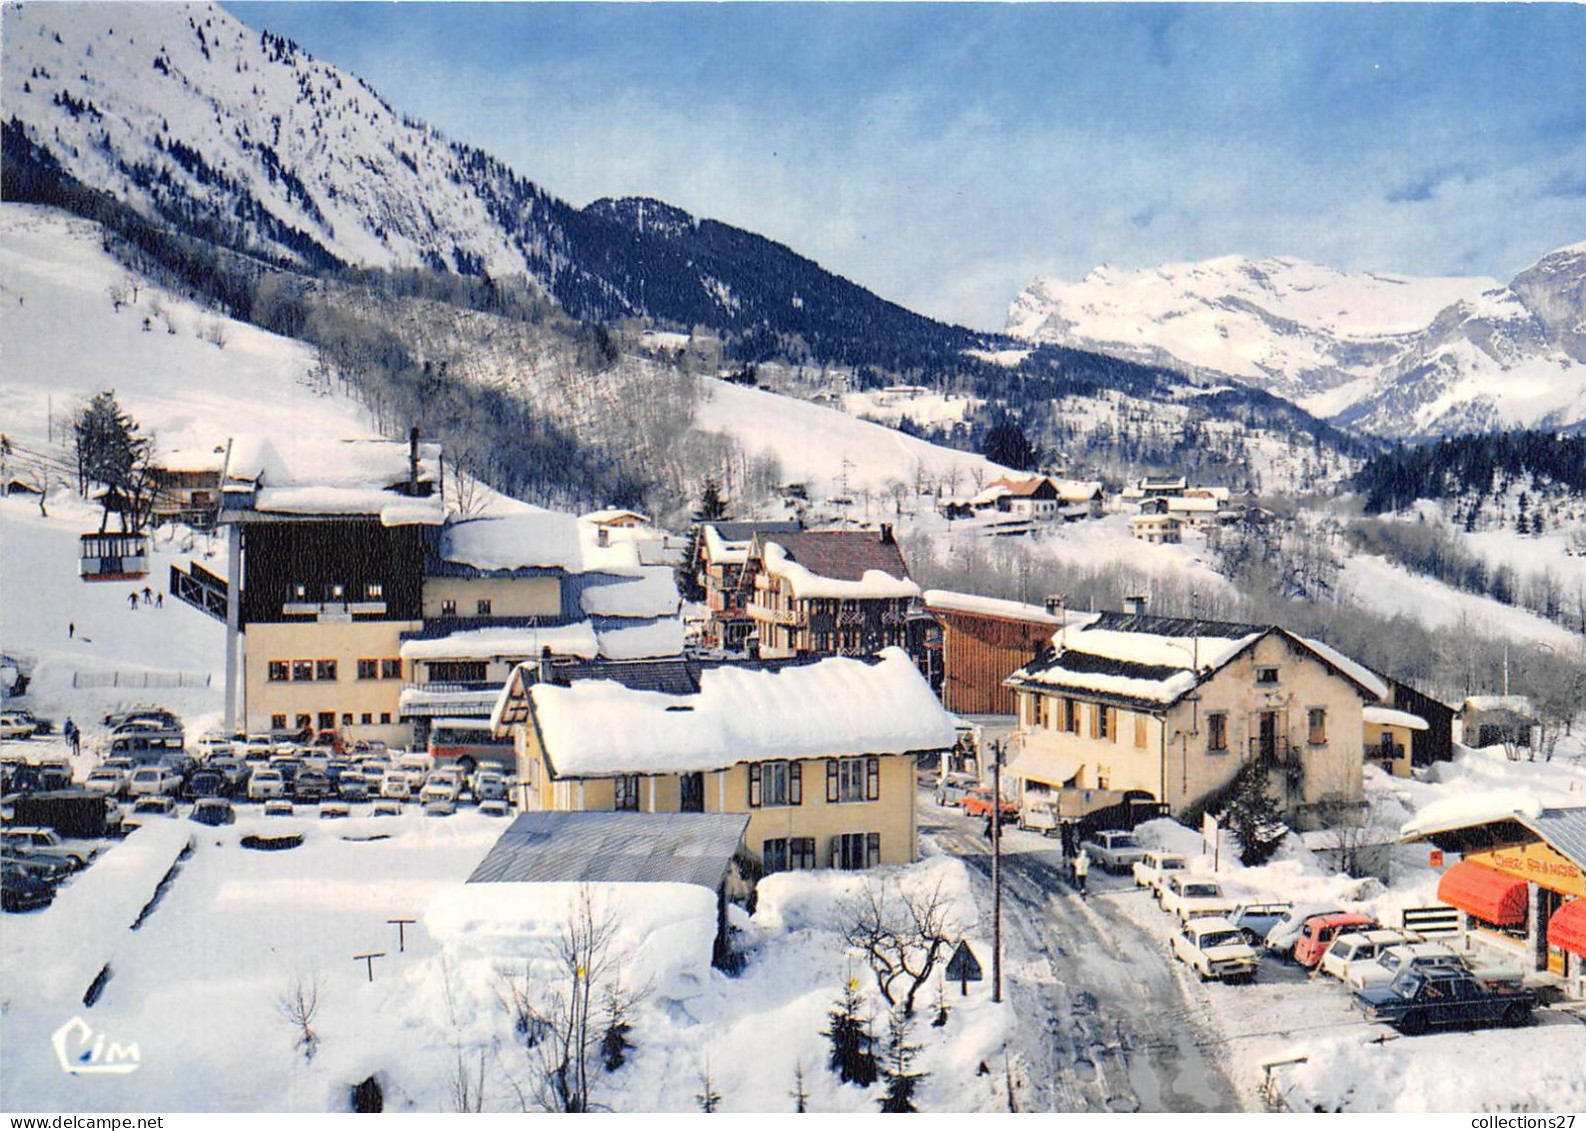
[760,536,918,601]
[1299,637,1389,701]
[580,567,681,618]
[1463,695,1537,715]
[594,618,687,660]
[1166,496,1220,513]
[221,434,444,525]
[520,648,954,777]
[1362,705,1428,732]
[154,447,225,473]
[439,512,584,573]
[400,623,601,662]
[468,811,750,889]
[1400,791,1545,840]
[923,589,1095,628]
[582,508,650,526]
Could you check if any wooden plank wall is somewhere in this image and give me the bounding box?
[937,611,1054,715]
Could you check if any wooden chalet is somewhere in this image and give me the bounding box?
[922,590,1094,716]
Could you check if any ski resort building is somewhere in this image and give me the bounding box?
[692,520,802,650]
[489,648,953,872]
[1003,605,1382,825]
[213,434,684,749]
[741,527,919,659]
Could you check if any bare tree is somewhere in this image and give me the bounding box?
[440,957,487,1112]
[842,877,964,1017]
[276,971,322,1061]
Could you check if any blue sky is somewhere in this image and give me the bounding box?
[224,3,1586,331]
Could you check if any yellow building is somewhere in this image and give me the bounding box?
[1004,607,1383,825]
[490,648,954,872]
[1362,704,1428,778]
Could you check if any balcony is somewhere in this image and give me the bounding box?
[748,604,799,626]
[282,600,387,620]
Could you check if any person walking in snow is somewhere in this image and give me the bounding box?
[142,585,153,605]
[63,718,80,758]
[68,621,75,639]
[128,592,138,611]
[1072,847,1091,897]
[155,591,163,609]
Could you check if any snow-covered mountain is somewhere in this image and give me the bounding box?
[1006,248,1586,439]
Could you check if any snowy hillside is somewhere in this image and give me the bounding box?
[1007,247,1586,439]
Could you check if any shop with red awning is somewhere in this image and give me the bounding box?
[1436,860,1529,925]
[1547,898,1586,958]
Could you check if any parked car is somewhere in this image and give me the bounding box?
[184,770,227,801]
[336,772,371,802]
[128,766,180,798]
[130,795,177,818]
[0,827,91,869]
[1081,829,1149,874]
[424,798,457,817]
[195,731,234,758]
[0,712,39,740]
[1,862,55,911]
[1346,941,1520,991]
[268,756,305,783]
[1171,916,1260,982]
[318,802,350,820]
[263,799,294,818]
[935,772,980,807]
[1159,874,1237,923]
[420,770,464,805]
[0,845,74,882]
[8,710,55,736]
[372,800,403,818]
[380,774,412,802]
[1354,968,1535,1034]
[292,772,332,803]
[1318,929,1419,982]
[1292,913,1376,968]
[479,798,511,817]
[1133,850,1188,896]
[247,769,287,801]
[190,798,236,827]
[207,758,250,792]
[241,734,277,761]
[84,768,127,797]
[472,769,508,802]
[1228,902,1293,946]
[1264,904,1347,959]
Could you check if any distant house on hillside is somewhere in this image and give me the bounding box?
[983,476,1106,522]
[742,526,918,659]
[489,648,954,872]
[1004,601,1382,825]
[1460,695,1539,750]
[150,447,225,529]
[1128,513,1185,544]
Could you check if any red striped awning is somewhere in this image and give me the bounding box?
[1437,861,1528,926]
[1547,898,1586,958]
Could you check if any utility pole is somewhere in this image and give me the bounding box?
[992,741,1003,1004]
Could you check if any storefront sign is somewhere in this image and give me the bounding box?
[1466,840,1586,899]
[1429,848,1444,868]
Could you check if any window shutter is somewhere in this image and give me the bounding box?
[866,757,880,800]
[1109,708,1118,743]
[828,835,841,869]
[790,760,803,805]
[826,759,839,803]
[866,832,881,868]
[749,762,762,809]
[1089,706,1099,739]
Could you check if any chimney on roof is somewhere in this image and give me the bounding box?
[1123,594,1147,616]
[407,426,420,496]
[880,523,894,544]
[538,645,554,685]
[1044,595,1065,620]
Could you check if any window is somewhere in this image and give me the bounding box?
[341,713,353,727]
[294,713,312,731]
[315,660,338,682]
[361,713,373,726]
[379,712,391,725]
[1308,707,1327,745]
[365,582,383,600]
[270,714,287,730]
[833,832,881,870]
[292,583,307,601]
[441,598,457,617]
[267,661,289,683]
[749,760,801,808]
[317,711,335,732]
[1134,713,1148,749]
[330,584,345,601]
[291,660,314,682]
[1096,705,1112,741]
[1064,698,1079,734]
[428,660,487,683]
[357,659,379,680]
[381,658,402,680]
[765,838,818,873]
[1208,713,1229,752]
[763,838,790,874]
[476,599,492,616]
[614,774,641,811]
[1256,667,1280,685]
[828,757,879,803]
[790,837,816,870]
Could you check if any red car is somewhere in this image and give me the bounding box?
[960,788,1018,820]
[1293,912,1375,968]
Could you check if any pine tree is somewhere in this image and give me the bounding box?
[599,985,634,1072]
[931,980,949,1029]
[699,476,728,521]
[696,1056,722,1113]
[823,977,878,1086]
[877,1008,925,1113]
[790,1062,809,1113]
[1225,759,1287,866]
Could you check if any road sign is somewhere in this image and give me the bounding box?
[945,939,983,995]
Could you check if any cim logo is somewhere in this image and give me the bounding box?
[52,1016,141,1075]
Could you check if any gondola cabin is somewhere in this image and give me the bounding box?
[79,531,150,581]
